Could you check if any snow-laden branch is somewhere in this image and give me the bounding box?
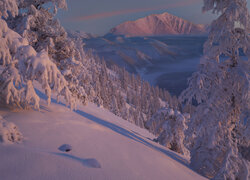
[0,0,18,18]
[0,19,75,110]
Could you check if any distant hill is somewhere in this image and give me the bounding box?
[68,30,95,39]
[110,12,207,37]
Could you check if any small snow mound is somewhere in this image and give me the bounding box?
[0,118,23,143]
[84,158,102,168]
[58,144,72,152]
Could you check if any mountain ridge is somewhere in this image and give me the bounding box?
[110,12,208,37]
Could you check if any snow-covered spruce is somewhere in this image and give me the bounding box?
[180,0,250,179]
[0,18,75,110]
[146,107,189,156]
[0,115,22,143]
[6,0,87,106]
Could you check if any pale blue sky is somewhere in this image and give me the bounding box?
[56,0,250,35]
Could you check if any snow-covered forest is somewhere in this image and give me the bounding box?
[0,0,249,180]
[0,0,179,126]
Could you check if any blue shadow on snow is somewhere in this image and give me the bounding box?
[75,109,189,168]
[51,152,101,168]
[35,87,190,169]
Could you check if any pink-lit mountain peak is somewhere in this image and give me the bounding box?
[110,12,207,37]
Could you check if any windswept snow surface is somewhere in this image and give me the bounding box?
[0,86,207,180]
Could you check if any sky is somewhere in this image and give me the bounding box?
[56,0,249,35]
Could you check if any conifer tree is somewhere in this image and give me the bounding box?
[180,0,250,179]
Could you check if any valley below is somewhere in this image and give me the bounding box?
[82,35,207,95]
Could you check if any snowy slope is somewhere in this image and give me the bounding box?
[0,86,207,180]
[110,12,207,37]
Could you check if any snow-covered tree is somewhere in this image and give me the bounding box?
[180,0,250,179]
[146,107,189,156]
[0,6,75,110]
[4,0,87,105]
[157,110,189,156]
[9,0,67,49]
[110,87,120,115]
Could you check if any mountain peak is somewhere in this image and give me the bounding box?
[110,12,207,37]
